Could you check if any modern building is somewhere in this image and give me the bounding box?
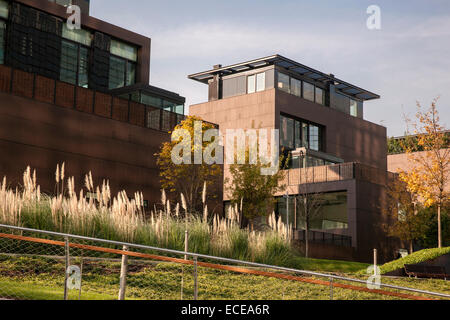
[0,0,187,207]
[189,55,399,263]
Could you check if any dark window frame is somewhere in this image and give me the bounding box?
[280,113,325,152]
[109,52,136,89]
[60,38,90,87]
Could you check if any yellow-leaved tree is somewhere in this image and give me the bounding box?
[156,116,222,214]
[399,98,449,248]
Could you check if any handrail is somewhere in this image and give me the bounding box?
[0,224,449,299]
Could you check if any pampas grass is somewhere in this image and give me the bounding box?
[0,166,293,266]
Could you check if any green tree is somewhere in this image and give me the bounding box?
[227,152,286,230]
[156,116,222,213]
[384,176,429,253]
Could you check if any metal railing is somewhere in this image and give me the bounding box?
[0,224,449,300]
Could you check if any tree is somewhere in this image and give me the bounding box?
[295,167,324,258]
[384,175,429,253]
[227,152,286,230]
[399,98,450,248]
[156,116,222,214]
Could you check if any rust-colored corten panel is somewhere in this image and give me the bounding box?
[34,75,55,104]
[55,81,75,109]
[129,102,146,127]
[94,92,112,118]
[15,0,151,84]
[0,65,12,93]
[76,87,94,113]
[0,90,170,206]
[112,98,129,122]
[12,69,34,99]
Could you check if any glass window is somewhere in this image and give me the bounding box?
[315,87,324,105]
[256,72,265,92]
[60,41,89,87]
[280,115,294,149]
[0,21,5,65]
[302,122,309,149]
[291,78,301,97]
[62,24,92,46]
[126,61,136,86]
[60,41,78,85]
[277,72,290,93]
[109,56,126,89]
[0,0,8,19]
[141,94,162,108]
[309,125,320,151]
[110,39,137,62]
[163,100,176,112]
[295,121,302,149]
[78,47,89,87]
[247,75,256,94]
[303,82,314,102]
[350,99,358,117]
[175,104,184,115]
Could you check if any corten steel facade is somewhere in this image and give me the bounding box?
[189,55,398,263]
[0,0,198,209]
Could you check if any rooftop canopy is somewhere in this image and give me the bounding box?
[188,54,380,101]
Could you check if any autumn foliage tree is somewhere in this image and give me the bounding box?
[156,116,222,214]
[398,98,449,248]
[384,176,429,253]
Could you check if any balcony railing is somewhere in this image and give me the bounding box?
[294,230,352,248]
[0,65,185,133]
[282,162,394,187]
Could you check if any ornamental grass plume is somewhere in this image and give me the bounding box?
[0,166,293,266]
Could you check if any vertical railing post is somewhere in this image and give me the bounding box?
[193,256,198,300]
[184,230,189,260]
[118,245,129,300]
[374,249,378,276]
[64,236,69,301]
[330,277,334,300]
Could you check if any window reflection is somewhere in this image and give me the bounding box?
[277,72,290,93]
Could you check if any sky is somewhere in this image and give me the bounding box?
[90,0,450,137]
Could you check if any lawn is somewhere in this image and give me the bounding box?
[0,254,448,301]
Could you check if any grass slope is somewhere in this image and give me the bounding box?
[0,255,448,300]
[379,247,450,275]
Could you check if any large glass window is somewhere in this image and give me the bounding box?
[350,99,358,117]
[247,72,266,94]
[309,125,320,151]
[315,87,324,105]
[0,0,8,19]
[277,72,290,93]
[280,114,323,153]
[296,192,348,230]
[303,82,315,102]
[0,21,5,65]
[60,40,89,87]
[280,115,294,149]
[62,24,92,46]
[291,78,301,97]
[110,40,137,62]
[256,72,265,92]
[247,75,256,94]
[109,40,137,89]
[109,56,126,89]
